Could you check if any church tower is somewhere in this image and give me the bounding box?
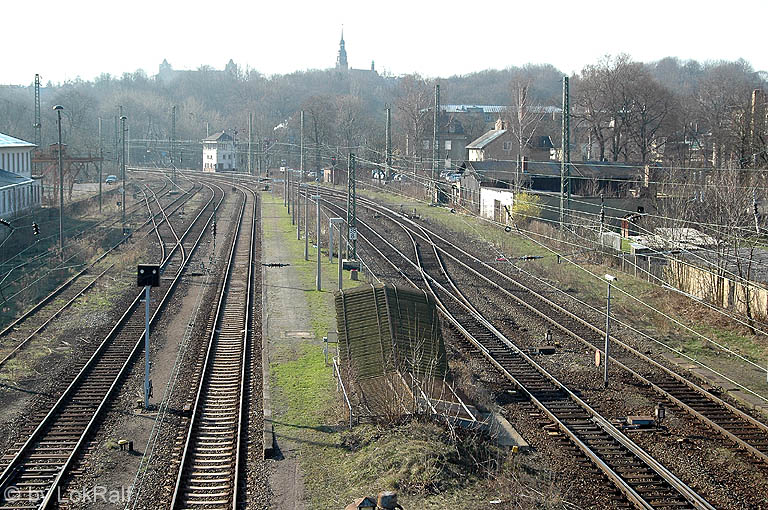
[335,29,348,71]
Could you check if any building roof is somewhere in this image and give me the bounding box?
[442,104,562,115]
[466,129,507,150]
[0,133,35,149]
[202,131,233,142]
[0,168,34,188]
[463,159,643,182]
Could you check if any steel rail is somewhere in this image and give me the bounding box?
[321,187,768,465]
[169,184,255,509]
[0,179,195,340]
[316,189,715,510]
[0,181,200,372]
[0,181,221,509]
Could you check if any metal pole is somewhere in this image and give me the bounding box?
[304,186,309,260]
[432,84,440,203]
[291,172,296,226]
[386,107,392,181]
[144,285,151,409]
[98,117,103,214]
[565,76,571,212]
[338,223,343,290]
[300,110,305,179]
[171,105,177,183]
[604,281,611,388]
[329,219,333,263]
[120,115,127,235]
[349,154,357,260]
[560,77,567,230]
[346,156,351,259]
[248,112,253,175]
[297,182,302,241]
[55,106,64,257]
[313,195,321,291]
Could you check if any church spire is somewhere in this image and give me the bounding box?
[336,26,348,71]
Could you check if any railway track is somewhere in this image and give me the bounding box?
[0,180,223,510]
[170,185,257,509]
[0,179,201,373]
[0,176,170,307]
[319,187,768,467]
[314,189,715,509]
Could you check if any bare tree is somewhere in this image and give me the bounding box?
[505,80,546,189]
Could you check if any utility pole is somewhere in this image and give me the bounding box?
[346,154,357,260]
[54,105,64,258]
[98,117,103,213]
[313,194,322,291]
[33,74,41,149]
[121,115,127,235]
[291,172,296,226]
[297,181,302,241]
[560,76,570,230]
[304,185,309,260]
[385,107,392,181]
[114,113,119,176]
[432,84,440,203]
[248,112,253,175]
[171,105,177,183]
[300,110,305,182]
[603,274,617,387]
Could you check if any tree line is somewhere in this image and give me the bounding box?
[0,56,765,172]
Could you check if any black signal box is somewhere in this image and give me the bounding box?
[137,264,161,287]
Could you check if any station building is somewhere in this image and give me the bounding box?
[202,131,236,172]
[0,133,42,217]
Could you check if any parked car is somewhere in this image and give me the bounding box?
[105,175,117,184]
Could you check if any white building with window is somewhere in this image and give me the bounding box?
[0,133,41,217]
[202,131,236,172]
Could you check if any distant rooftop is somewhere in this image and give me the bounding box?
[203,131,233,142]
[466,129,507,149]
[0,133,35,149]
[442,104,562,115]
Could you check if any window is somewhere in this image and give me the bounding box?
[444,140,452,151]
[503,141,512,151]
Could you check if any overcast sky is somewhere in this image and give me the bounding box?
[4,0,766,86]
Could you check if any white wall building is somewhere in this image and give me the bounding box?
[0,133,41,217]
[202,131,236,172]
[479,187,515,224]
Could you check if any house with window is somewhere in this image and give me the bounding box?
[0,133,41,217]
[420,117,469,171]
[467,119,554,162]
[202,131,236,172]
